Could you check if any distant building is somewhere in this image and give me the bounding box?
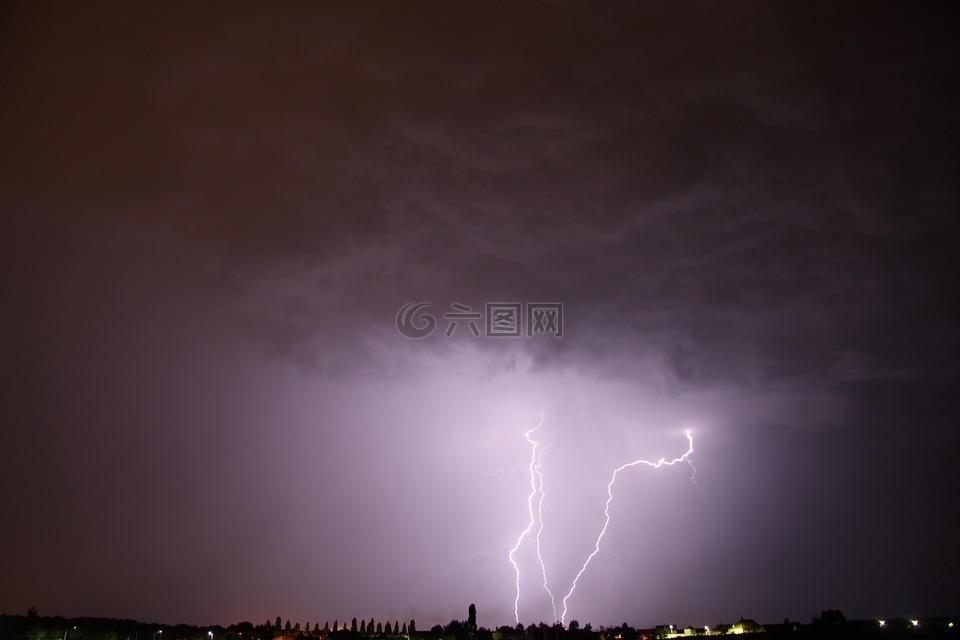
[492,631,525,640]
[657,618,763,638]
[723,620,763,636]
[409,630,450,640]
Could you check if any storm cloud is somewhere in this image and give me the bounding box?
[1,1,958,630]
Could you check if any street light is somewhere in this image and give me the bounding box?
[64,626,77,640]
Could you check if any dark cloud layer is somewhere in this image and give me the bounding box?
[1,1,958,630]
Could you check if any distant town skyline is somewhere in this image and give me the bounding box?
[3,607,958,640]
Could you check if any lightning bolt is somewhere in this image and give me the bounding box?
[506,415,559,623]
[486,463,525,477]
[687,457,707,496]
[534,438,559,622]
[508,415,544,623]
[464,543,513,563]
[558,430,695,623]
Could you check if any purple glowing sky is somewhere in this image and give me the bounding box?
[1,1,958,630]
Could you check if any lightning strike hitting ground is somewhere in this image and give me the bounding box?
[504,420,698,623]
[507,415,547,623]
[558,430,696,623]
[534,439,559,622]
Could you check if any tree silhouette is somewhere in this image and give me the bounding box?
[286,621,292,632]
[352,620,358,634]
[813,610,846,626]
[402,623,408,635]
[467,605,476,634]
[445,620,470,640]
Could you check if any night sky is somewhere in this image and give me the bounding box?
[1,1,958,631]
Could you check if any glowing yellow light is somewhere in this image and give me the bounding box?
[879,620,886,628]
[911,620,919,627]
